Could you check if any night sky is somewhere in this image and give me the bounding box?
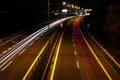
[0,0,119,38]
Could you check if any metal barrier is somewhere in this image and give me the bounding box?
[23,26,62,80]
[80,23,120,72]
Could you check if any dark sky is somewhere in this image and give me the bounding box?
[0,0,119,37]
[51,0,117,9]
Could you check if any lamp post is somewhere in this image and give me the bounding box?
[62,1,66,6]
[48,0,50,29]
[48,0,50,23]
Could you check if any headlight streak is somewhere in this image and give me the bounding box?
[50,24,65,80]
[0,17,74,70]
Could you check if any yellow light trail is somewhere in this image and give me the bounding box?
[83,34,112,80]
[23,41,49,80]
[1,61,13,71]
[76,61,80,69]
[73,43,75,47]
[50,29,65,80]
[74,50,77,56]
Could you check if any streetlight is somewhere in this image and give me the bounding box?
[62,1,67,6]
[48,0,50,23]
[48,0,50,29]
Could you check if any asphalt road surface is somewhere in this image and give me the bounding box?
[0,27,57,80]
[0,17,120,80]
[50,17,120,80]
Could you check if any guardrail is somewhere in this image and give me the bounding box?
[23,25,62,80]
[0,16,75,79]
[80,23,120,71]
[0,16,74,69]
[0,26,48,68]
[90,35,120,71]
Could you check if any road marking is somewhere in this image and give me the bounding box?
[28,42,34,46]
[72,39,74,42]
[19,49,26,55]
[23,41,49,80]
[72,34,74,38]
[50,28,65,80]
[36,37,39,40]
[94,37,120,68]
[76,61,80,69]
[74,50,77,56]
[73,43,75,47]
[87,29,120,68]
[82,33,112,80]
[8,47,12,50]
[1,61,13,71]
[2,50,7,54]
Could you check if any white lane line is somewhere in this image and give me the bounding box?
[81,31,112,80]
[73,43,75,47]
[2,50,7,54]
[72,39,74,42]
[1,61,13,71]
[50,28,65,80]
[36,37,39,40]
[19,49,26,55]
[28,42,34,46]
[8,47,12,50]
[72,35,74,38]
[74,50,77,56]
[76,61,80,69]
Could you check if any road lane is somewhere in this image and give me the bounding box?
[51,16,120,80]
[0,29,33,55]
[80,22,120,80]
[72,17,120,80]
[52,19,81,80]
[0,27,57,80]
[73,17,110,80]
[0,17,74,80]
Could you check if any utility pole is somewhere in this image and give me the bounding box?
[48,0,50,24]
[47,0,50,30]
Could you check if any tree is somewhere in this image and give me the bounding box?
[106,3,120,41]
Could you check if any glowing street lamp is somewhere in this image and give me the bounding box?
[48,0,50,22]
[62,1,67,6]
[67,4,70,7]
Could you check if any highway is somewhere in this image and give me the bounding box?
[0,17,73,80]
[0,26,56,80]
[49,17,120,80]
[0,16,120,80]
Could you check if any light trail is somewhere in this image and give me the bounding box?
[23,41,49,80]
[79,24,112,80]
[1,61,13,71]
[76,61,80,69]
[0,17,74,69]
[74,50,77,56]
[50,26,65,80]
